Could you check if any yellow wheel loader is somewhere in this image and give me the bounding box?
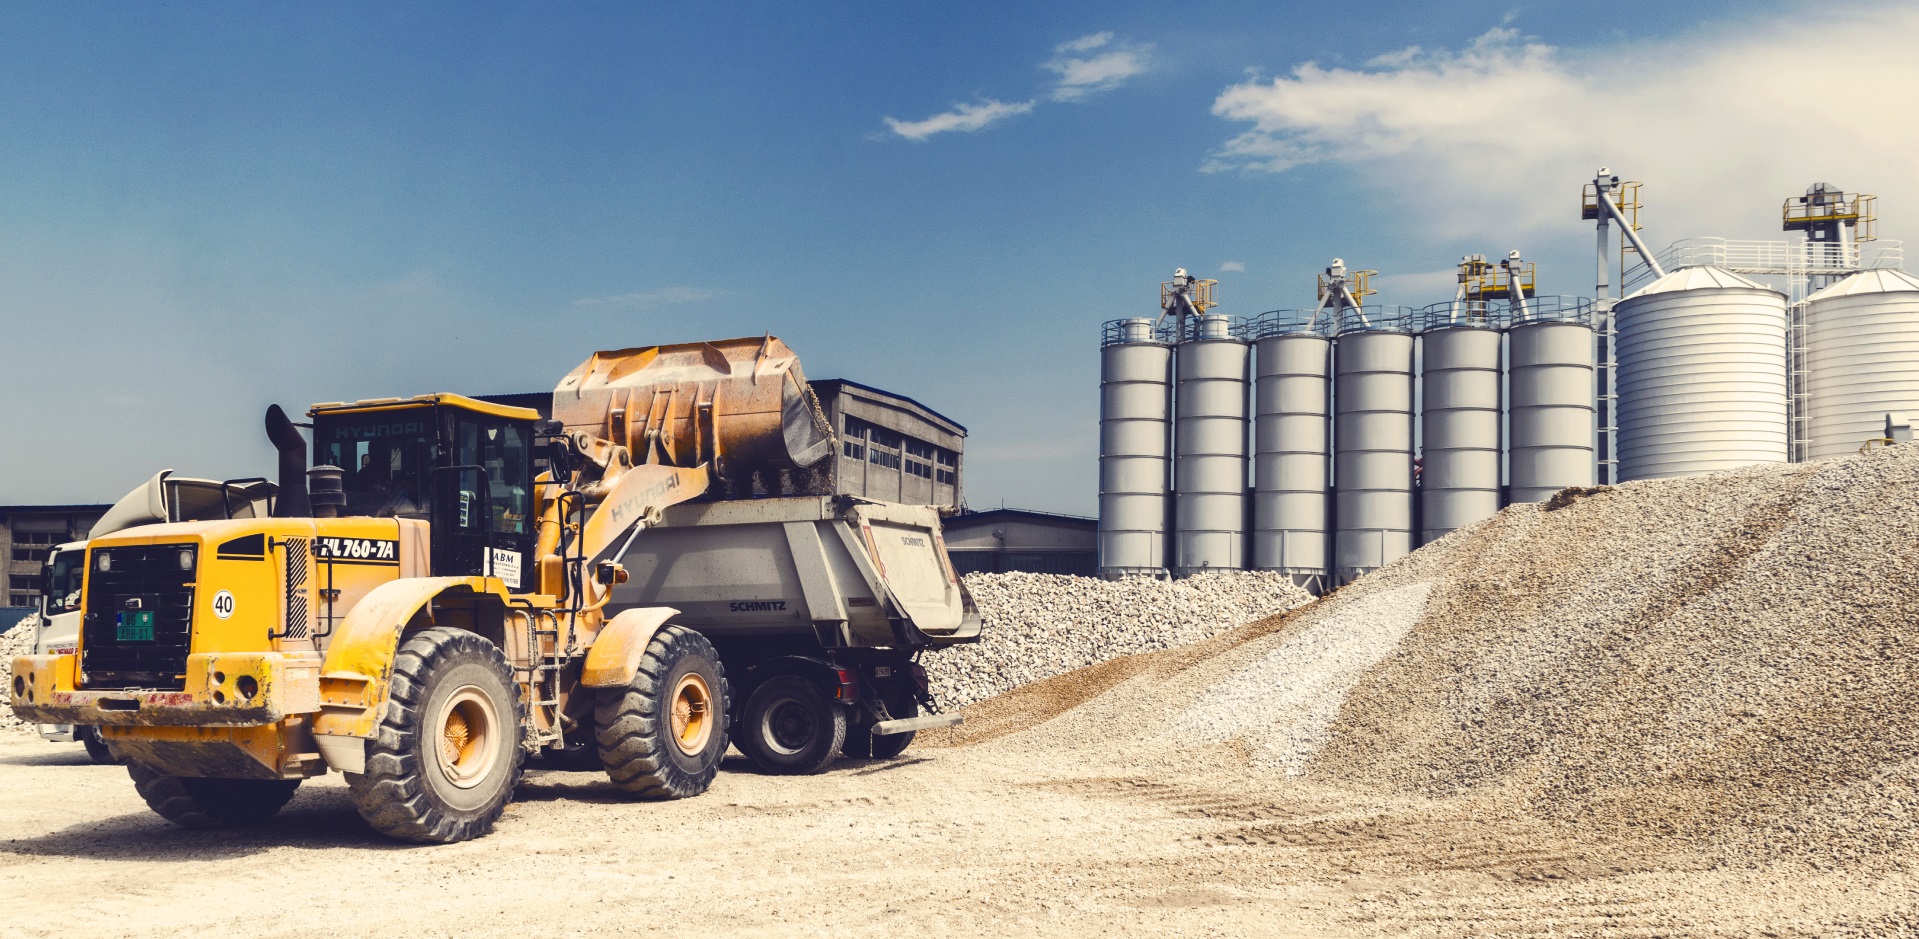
[10,336,980,843]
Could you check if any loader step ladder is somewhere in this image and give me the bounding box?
[516,610,567,751]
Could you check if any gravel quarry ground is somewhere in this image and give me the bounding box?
[5,444,1919,936]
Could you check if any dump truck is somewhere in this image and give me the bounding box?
[31,473,277,762]
[10,336,979,843]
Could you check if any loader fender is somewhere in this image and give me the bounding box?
[310,576,509,768]
[579,606,682,688]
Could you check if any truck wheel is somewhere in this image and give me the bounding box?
[737,675,846,775]
[594,625,729,798]
[345,627,525,844]
[81,726,123,764]
[846,681,918,760]
[127,761,300,828]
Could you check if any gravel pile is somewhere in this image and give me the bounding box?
[1,613,39,736]
[927,571,1315,709]
[996,442,1919,872]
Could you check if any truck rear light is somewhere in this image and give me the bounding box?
[909,663,929,693]
[834,668,860,702]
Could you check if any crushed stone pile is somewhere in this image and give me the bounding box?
[1,613,40,735]
[981,442,1919,874]
[927,571,1314,710]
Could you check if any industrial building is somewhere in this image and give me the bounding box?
[943,508,1097,576]
[1098,173,1912,591]
[0,503,108,626]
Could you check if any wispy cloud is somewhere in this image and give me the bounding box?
[574,286,729,308]
[1044,32,1153,102]
[1219,261,1246,273]
[883,31,1154,140]
[1203,10,1919,241]
[883,98,1036,141]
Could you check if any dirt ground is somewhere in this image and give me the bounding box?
[3,731,1910,938]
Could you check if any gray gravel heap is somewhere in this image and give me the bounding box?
[1,613,39,736]
[927,571,1314,710]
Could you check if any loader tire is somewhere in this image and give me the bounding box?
[737,675,845,775]
[594,625,729,798]
[81,726,123,764]
[127,761,300,829]
[345,627,525,844]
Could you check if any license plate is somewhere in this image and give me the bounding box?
[116,611,155,642]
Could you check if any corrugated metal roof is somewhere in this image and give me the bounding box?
[1623,265,1778,299]
[1803,268,1919,303]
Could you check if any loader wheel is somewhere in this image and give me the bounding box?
[594,625,729,798]
[737,675,846,775]
[81,726,123,764]
[127,761,300,829]
[345,627,525,844]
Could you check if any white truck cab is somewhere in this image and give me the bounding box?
[32,542,106,756]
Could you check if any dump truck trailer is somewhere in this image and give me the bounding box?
[10,335,979,843]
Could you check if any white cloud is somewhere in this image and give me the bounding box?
[884,99,1036,141]
[1219,261,1246,273]
[883,32,1152,139]
[1055,32,1113,54]
[1044,34,1153,101]
[575,286,728,308]
[1204,9,1919,242]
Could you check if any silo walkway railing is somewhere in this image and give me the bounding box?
[1243,308,1336,339]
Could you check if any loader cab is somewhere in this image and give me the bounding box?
[310,395,538,591]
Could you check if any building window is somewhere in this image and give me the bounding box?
[906,459,933,479]
[869,427,901,450]
[843,441,865,461]
[936,468,957,485]
[843,418,868,439]
[9,593,31,607]
[905,439,934,460]
[869,449,900,470]
[935,449,956,466]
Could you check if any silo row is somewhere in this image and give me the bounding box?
[1097,300,1599,586]
[1098,264,1915,583]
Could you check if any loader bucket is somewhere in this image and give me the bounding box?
[552,336,834,478]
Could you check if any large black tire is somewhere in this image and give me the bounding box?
[736,674,846,775]
[345,627,525,844]
[81,726,123,765]
[594,625,729,798]
[845,679,917,760]
[127,761,300,829]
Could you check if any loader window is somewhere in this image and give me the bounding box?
[453,418,530,535]
[314,412,438,519]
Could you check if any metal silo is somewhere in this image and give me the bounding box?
[1248,310,1332,589]
[1802,269,1919,460]
[1098,318,1173,577]
[1508,296,1598,502]
[1174,313,1248,575]
[1333,306,1415,584]
[1614,267,1789,481]
[1417,301,1503,543]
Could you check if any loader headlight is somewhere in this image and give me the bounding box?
[95,551,111,573]
[177,547,196,571]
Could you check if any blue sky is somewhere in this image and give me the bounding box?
[3,0,1912,513]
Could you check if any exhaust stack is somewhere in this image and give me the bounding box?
[265,405,312,518]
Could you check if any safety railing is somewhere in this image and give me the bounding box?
[1100,317,1178,346]
[1243,308,1336,339]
